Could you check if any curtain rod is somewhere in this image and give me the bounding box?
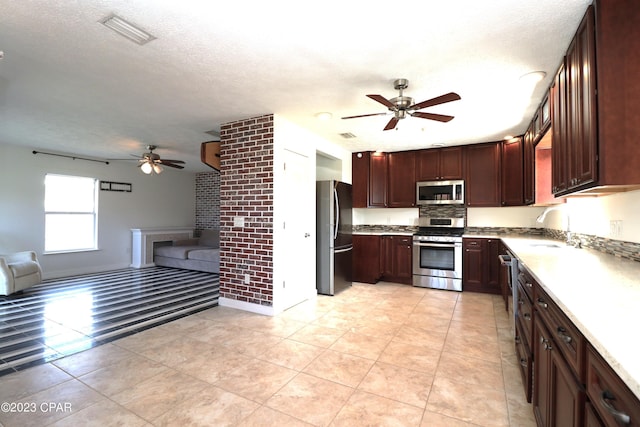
[32,150,110,165]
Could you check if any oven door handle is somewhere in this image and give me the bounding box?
[413,241,460,248]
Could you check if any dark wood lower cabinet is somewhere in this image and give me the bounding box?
[381,235,412,284]
[585,402,605,427]
[462,237,501,294]
[353,234,411,285]
[533,313,585,427]
[586,344,640,427]
[352,235,381,284]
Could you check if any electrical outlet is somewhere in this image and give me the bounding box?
[234,216,245,228]
[609,220,623,237]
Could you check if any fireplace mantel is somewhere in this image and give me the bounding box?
[130,227,194,268]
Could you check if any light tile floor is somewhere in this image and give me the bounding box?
[0,282,537,426]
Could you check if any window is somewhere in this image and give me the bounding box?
[45,174,99,252]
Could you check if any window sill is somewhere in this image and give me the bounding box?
[43,248,101,255]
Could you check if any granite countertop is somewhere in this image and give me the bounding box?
[352,226,417,236]
[352,230,415,236]
[501,236,640,400]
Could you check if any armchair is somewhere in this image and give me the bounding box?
[0,251,43,296]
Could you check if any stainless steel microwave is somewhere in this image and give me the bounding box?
[416,180,465,205]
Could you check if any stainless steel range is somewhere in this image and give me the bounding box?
[412,217,464,291]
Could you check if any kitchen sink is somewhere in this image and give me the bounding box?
[529,243,564,248]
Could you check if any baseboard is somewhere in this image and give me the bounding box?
[219,297,276,316]
[42,263,132,280]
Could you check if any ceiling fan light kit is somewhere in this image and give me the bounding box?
[135,145,185,174]
[342,78,461,131]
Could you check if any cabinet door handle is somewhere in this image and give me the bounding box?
[519,358,528,368]
[601,390,631,425]
[556,327,572,344]
[515,336,521,345]
[523,313,531,321]
[536,298,548,309]
[540,336,552,351]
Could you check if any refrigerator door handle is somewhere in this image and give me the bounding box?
[334,246,352,254]
[334,187,339,241]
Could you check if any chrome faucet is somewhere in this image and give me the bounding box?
[536,206,574,246]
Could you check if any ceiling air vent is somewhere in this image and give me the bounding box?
[100,14,156,45]
[339,132,357,139]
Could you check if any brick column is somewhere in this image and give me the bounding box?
[219,114,274,307]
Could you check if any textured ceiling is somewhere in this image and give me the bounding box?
[0,0,592,172]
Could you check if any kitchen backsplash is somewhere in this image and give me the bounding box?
[544,229,640,262]
[419,205,466,219]
[464,227,544,236]
[353,224,418,233]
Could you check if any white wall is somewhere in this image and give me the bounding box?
[353,206,548,228]
[0,142,196,278]
[540,190,640,243]
[271,115,352,313]
[467,206,547,228]
[353,208,420,226]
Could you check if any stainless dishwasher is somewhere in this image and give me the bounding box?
[498,251,519,334]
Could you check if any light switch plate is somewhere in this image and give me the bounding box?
[234,216,245,228]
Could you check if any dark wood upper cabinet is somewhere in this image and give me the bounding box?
[387,151,416,207]
[465,142,501,207]
[566,7,598,192]
[369,152,388,207]
[351,151,389,208]
[552,7,597,195]
[551,63,569,194]
[523,128,536,205]
[501,137,524,206]
[352,152,370,208]
[551,2,640,196]
[416,147,464,181]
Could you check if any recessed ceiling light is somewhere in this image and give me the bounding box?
[431,142,445,147]
[100,14,156,45]
[315,112,333,121]
[504,135,514,140]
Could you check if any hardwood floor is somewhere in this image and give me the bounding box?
[0,267,220,376]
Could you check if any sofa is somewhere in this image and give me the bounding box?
[1,251,43,296]
[153,229,220,273]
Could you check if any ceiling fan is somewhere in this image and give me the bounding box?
[135,145,185,174]
[342,78,461,131]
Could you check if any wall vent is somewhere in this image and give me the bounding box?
[339,132,356,139]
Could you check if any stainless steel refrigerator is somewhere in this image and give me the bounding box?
[316,180,353,296]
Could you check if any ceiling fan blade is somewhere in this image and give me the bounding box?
[411,111,455,122]
[383,117,399,131]
[161,161,185,169]
[158,159,185,164]
[409,92,461,110]
[342,112,388,120]
[367,94,396,109]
